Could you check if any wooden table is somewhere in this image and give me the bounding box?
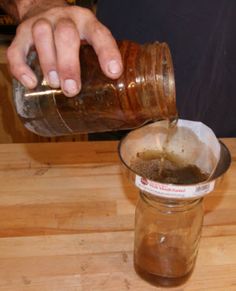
[0,139,235,291]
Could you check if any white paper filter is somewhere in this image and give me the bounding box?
[121,119,221,199]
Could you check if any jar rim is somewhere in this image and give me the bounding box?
[140,191,203,212]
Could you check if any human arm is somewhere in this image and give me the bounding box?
[0,0,123,96]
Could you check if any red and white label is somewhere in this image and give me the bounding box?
[135,175,215,199]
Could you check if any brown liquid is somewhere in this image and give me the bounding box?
[134,257,193,287]
[131,149,209,184]
[158,118,177,177]
[134,233,195,287]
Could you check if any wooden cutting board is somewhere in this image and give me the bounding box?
[0,139,235,290]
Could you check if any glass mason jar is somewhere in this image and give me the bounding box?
[13,40,177,137]
[134,192,204,287]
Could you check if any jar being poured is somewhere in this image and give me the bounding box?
[13,40,177,137]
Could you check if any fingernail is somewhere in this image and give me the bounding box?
[63,79,78,96]
[48,70,60,87]
[21,74,36,88]
[108,60,122,75]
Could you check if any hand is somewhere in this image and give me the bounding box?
[7,4,123,97]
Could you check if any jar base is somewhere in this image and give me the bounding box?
[134,262,193,287]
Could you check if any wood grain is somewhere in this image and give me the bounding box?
[0,139,235,290]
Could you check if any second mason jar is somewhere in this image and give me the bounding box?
[13,40,177,137]
[134,192,204,287]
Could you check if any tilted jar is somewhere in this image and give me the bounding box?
[13,40,177,136]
